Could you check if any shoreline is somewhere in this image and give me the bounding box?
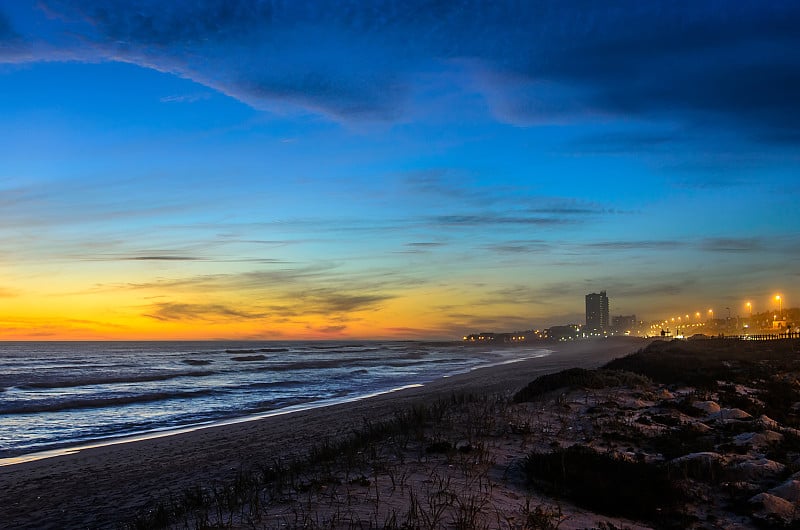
[0,337,648,529]
[0,382,428,467]
[0,348,552,466]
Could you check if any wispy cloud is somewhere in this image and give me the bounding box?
[307,324,347,335]
[0,316,129,338]
[107,262,401,325]
[430,214,574,227]
[144,302,265,322]
[405,242,445,249]
[78,253,289,264]
[159,92,211,103]
[286,288,393,314]
[581,241,684,251]
[113,264,338,293]
[700,237,762,252]
[117,255,204,261]
[395,242,447,255]
[485,240,551,254]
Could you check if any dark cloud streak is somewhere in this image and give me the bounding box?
[431,214,574,227]
[582,241,684,251]
[144,302,265,322]
[8,1,796,142]
[700,238,762,253]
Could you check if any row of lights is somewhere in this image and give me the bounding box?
[650,294,787,332]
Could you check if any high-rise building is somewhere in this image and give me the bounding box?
[585,291,610,332]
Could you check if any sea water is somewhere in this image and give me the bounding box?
[0,341,550,459]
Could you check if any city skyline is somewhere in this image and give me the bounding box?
[0,2,798,340]
[465,289,796,339]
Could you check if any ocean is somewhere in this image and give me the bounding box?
[0,341,550,461]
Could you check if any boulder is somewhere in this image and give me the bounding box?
[658,389,674,400]
[693,400,721,415]
[686,421,712,434]
[733,458,786,482]
[769,479,800,503]
[749,492,797,524]
[670,452,725,481]
[672,451,724,464]
[707,408,752,421]
[733,431,783,448]
[758,415,780,429]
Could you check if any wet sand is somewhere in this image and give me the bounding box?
[0,337,648,529]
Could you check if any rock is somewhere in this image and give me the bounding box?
[670,452,725,481]
[781,426,800,439]
[658,389,674,399]
[707,408,752,421]
[687,421,712,434]
[733,458,786,482]
[758,415,780,429]
[673,451,724,464]
[733,431,783,447]
[749,492,797,524]
[769,479,800,503]
[727,481,761,495]
[455,440,472,453]
[693,400,721,414]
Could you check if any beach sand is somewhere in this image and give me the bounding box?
[0,337,649,529]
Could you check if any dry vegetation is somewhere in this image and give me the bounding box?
[128,338,800,529]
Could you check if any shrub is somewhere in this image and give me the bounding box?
[513,368,650,403]
[647,425,715,460]
[523,445,684,522]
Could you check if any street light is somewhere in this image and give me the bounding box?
[746,301,752,317]
[776,295,782,318]
[708,309,714,322]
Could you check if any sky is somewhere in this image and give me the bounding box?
[0,1,798,340]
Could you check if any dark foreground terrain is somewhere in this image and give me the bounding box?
[5,337,800,529]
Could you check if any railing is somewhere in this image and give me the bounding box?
[694,332,800,341]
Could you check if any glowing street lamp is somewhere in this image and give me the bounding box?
[708,309,714,321]
[745,301,752,317]
[775,295,782,318]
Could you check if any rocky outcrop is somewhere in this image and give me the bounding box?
[748,492,797,525]
[707,408,752,421]
[769,479,800,504]
[732,458,786,483]
[692,400,720,415]
[732,430,783,448]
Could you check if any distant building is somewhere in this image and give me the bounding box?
[612,314,637,333]
[547,325,581,341]
[585,291,610,332]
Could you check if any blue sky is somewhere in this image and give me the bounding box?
[0,1,797,339]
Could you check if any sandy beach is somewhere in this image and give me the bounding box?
[0,338,648,529]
